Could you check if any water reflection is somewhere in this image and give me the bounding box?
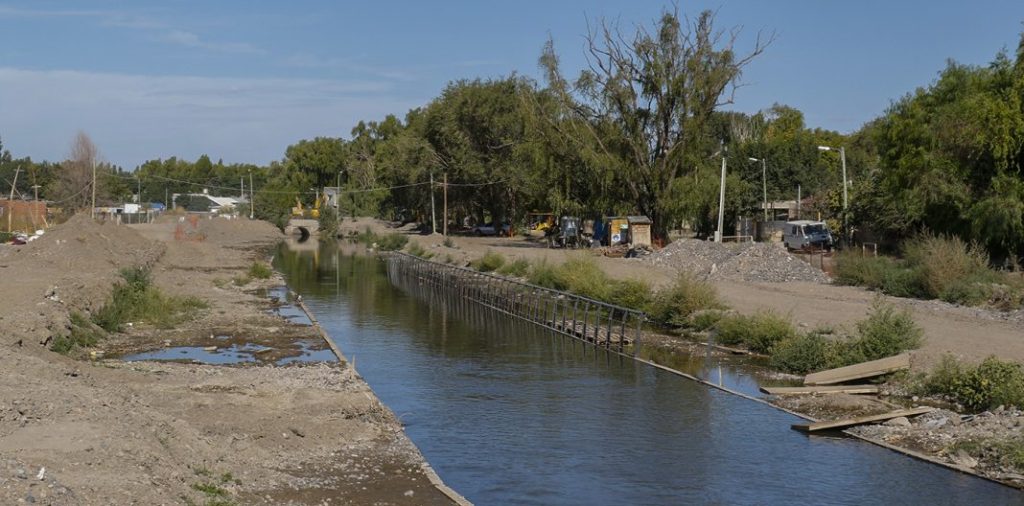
[275,240,1020,505]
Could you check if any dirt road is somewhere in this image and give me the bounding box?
[0,215,455,505]
[342,217,1024,370]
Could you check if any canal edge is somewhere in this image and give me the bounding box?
[292,293,474,505]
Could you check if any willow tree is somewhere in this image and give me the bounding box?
[539,7,772,236]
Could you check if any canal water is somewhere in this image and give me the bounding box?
[275,241,1021,506]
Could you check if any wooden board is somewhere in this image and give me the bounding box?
[760,385,879,395]
[792,407,933,432]
[803,353,910,386]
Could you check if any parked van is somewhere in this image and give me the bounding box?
[783,220,834,251]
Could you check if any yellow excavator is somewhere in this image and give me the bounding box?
[291,196,321,218]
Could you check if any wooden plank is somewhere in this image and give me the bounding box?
[803,353,910,386]
[792,407,933,432]
[760,385,880,395]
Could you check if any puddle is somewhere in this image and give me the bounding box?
[261,286,311,323]
[123,343,270,365]
[276,339,338,366]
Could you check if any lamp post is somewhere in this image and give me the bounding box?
[337,170,343,210]
[749,157,767,222]
[818,145,848,243]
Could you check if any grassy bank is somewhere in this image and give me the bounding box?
[834,234,1024,309]
[458,250,924,376]
[52,267,207,354]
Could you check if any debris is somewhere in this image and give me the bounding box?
[641,239,829,283]
[884,416,911,427]
[803,353,911,386]
[36,467,45,480]
[951,450,978,469]
[760,385,879,395]
[793,407,934,432]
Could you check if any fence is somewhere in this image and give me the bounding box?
[385,252,646,356]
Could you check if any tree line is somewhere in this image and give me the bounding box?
[3,6,1023,261]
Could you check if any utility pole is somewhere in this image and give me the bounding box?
[137,174,142,204]
[248,170,254,219]
[443,172,448,237]
[31,185,39,202]
[715,150,727,243]
[430,172,436,234]
[240,177,244,199]
[90,159,97,219]
[7,166,20,232]
[797,184,801,220]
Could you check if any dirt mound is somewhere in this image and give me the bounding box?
[641,238,828,283]
[711,243,831,283]
[0,213,165,345]
[192,215,282,246]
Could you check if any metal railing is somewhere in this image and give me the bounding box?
[385,252,646,355]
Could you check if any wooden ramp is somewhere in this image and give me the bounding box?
[804,353,911,386]
[792,407,933,432]
[760,385,879,396]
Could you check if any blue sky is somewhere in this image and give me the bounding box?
[1,1,1022,169]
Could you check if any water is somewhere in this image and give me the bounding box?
[275,241,1022,505]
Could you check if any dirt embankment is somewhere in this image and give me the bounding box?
[0,215,454,505]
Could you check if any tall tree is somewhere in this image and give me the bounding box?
[539,7,772,236]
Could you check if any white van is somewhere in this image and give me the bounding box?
[783,220,834,251]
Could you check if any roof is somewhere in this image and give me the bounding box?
[626,216,652,224]
[786,220,827,226]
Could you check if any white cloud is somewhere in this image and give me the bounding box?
[163,30,266,55]
[0,67,420,168]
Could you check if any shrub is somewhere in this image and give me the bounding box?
[769,331,841,374]
[248,262,272,280]
[496,258,530,277]
[921,355,1024,411]
[903,233,996,301]
[555,256,611,301]
[471,250,506,272]
[648,273,725,327]
[317,205,339,238]
[833,253,925,298]
[527,260,563,289]
[848,297,923,363]
[443,236,455,248]
[51,311,107,354]
[406,242,434,259]
[607,279,653,310]
[376,233,409,251]
[93,267,208,332]
[715,311,797,354]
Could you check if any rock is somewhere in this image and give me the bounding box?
[404,490,414,497]
[952,450,978,469]
[922,417,948,430]
[884,416,912,427]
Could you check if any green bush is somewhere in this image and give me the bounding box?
[51,311,106,354]
[769,331,841,374]
[715,311,797,354]
[527,260,563,289]
[849,297,923,363]
[833,253,925,298]
[903,233,996,301]
[555,256,611,301]
[317,205,340,238]
[406,242,434,259]
[921,355,1024,411]
[496,258,530,277]
[606,279,653,310]
[376,233,409,251]
[471,250,506,272]
[93,267,208,332]
[248,262,272,280]
[648,273,725,327]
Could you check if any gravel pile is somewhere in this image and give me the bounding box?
[640,239,829,284]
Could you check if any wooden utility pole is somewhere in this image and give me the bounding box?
[90,160,97,218]
[248,170,254,219]
[443,172,448,236]
[430,172,436,234]
[7,166,19,232]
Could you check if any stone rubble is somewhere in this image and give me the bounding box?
[638,239,830,284]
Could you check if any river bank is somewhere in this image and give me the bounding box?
[0,215,455,505]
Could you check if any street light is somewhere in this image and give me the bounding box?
[748,157,767,222]
[715,147,727,243]
[818,145,848,243]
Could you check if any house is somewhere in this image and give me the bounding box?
[172,189,246,213]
